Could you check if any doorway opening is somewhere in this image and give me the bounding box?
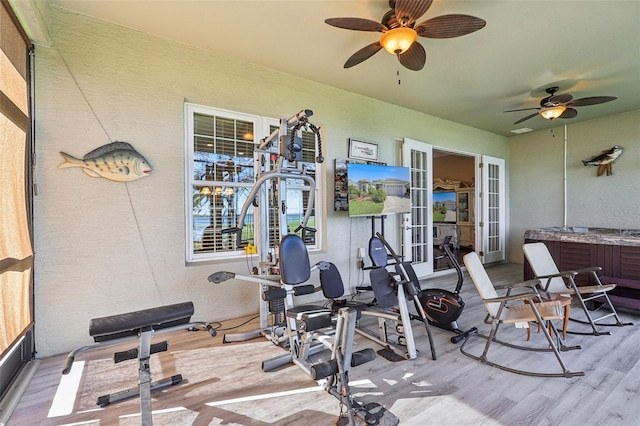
[432,149,476,272]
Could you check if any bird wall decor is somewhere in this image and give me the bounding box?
[582,145,623,176]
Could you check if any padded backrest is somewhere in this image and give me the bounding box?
[369,267,397,309]
[369,237,388,268]
[463,251,500,317]
[279,234,311,285]
[523,242,566,293]
[319,262,345,300]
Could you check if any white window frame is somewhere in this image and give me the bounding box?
[185,103,323,263]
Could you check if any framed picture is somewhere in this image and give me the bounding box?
[349,139,379,161]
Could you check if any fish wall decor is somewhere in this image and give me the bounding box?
[582,145,623,177]
[58,141,152,182]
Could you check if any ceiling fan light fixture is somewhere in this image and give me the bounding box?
[539,105,566,120]
[380,27,417,55]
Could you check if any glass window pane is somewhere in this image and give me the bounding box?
[194,113,214,136]
[187,106,322,261]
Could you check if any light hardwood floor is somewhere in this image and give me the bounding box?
[7,262,640,425]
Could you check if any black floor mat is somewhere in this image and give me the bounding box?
[376,348,406,362]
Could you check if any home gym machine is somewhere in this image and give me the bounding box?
[62,302,215,426]
[419,235,477,344]
[208,110,399,425]
[215,109,321,346]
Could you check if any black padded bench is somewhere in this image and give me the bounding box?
[62,301,212,426]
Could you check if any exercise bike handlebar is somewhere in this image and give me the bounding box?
[374,232,414,290]
[440,236,465,295]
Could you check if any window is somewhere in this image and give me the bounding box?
[185,104,322,262]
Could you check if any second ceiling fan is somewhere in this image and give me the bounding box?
[325,0,486,71]
[505,87,618,125]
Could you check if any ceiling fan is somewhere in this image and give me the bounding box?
[325,0,486,71]
[505,87,618,125]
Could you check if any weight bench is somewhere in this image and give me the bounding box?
[62,301,213,426]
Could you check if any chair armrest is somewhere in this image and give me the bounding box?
[571,266,602,274]
[483,291,539,304]
[543,290,576,297]
[494,279,541,291]
[535,271,578,280]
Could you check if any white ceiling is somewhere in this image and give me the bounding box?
[46,0,640,137]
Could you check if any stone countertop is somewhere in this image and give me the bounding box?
[525,227,640,246]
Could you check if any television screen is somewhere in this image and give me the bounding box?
[347,163,411,217]
[433,191,457,223]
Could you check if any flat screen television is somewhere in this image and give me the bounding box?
[433,191,457,223]
[347,162,411,217]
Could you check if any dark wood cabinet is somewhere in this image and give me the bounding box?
[524,229,640,310]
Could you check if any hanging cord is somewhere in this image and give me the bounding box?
[309,123,324,163]
[53,42,162,301]
[190,314,259,334]
[289,119,323,164]
[124,182,162,298]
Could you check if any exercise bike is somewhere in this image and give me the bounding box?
[419,235,477,344]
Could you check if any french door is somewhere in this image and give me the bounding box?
[479,155,506,263]
[402,141,506,275]
[402,138,433,277]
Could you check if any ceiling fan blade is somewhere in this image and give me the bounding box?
[394,0,433,26]
[415,14,486,38]
[566,96,618,107]
[504,107,540,113]
[559,108,578,119]
[547,93,573,104]
[344,42,383,68]
[325,17,386,32]
[398,41,426,71]
[513,112,539,125]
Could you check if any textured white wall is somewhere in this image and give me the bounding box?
[33,7,508,357]
[509,110,640,264]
